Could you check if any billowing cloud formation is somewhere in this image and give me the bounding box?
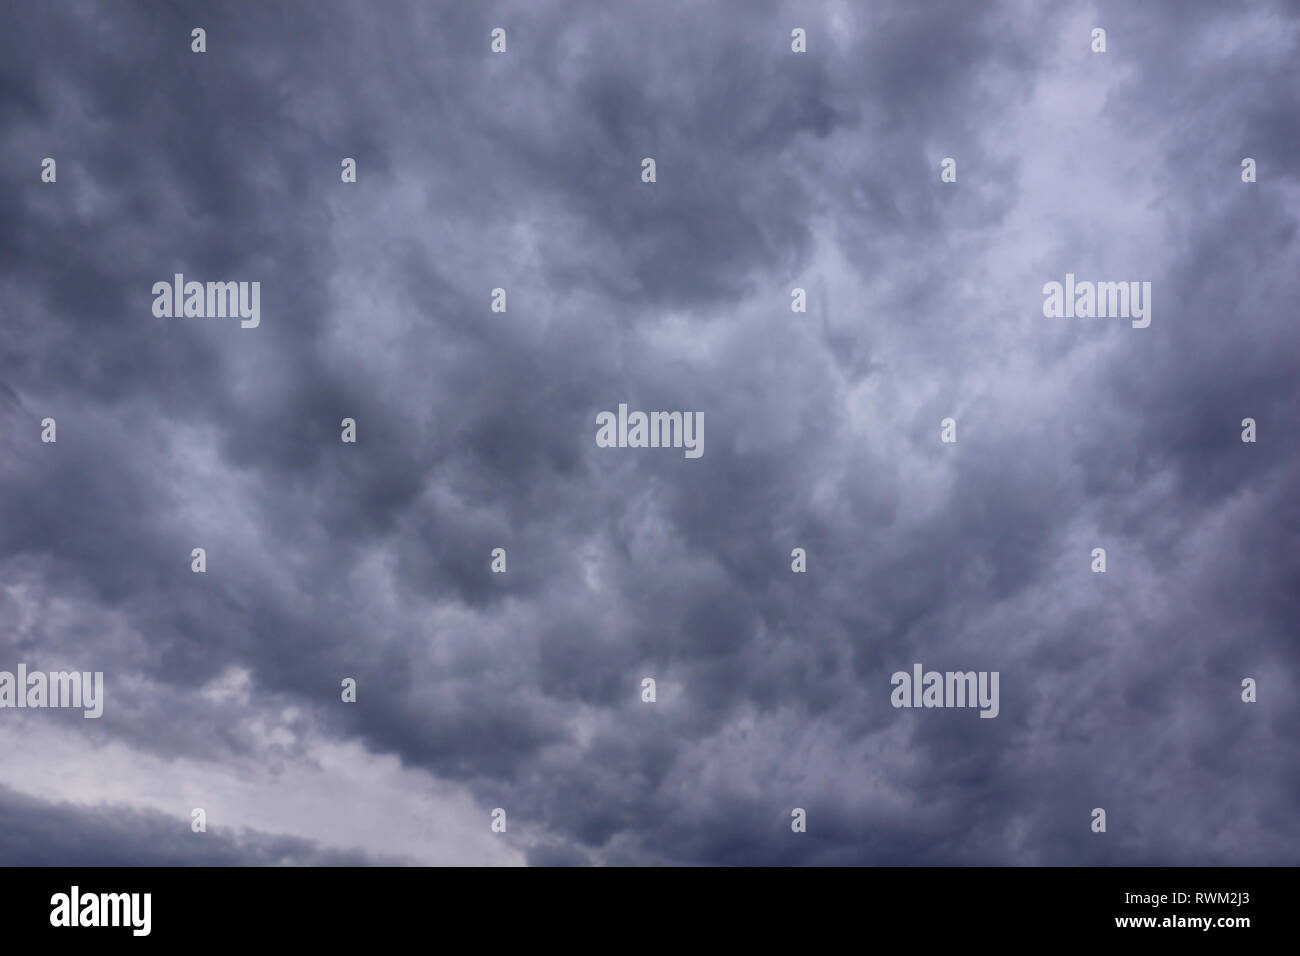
[0,0,1297,865]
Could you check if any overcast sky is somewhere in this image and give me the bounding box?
[1,0,1297,866]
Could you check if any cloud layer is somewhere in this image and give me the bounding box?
[1,0,1297,865]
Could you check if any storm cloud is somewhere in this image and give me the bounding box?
[0,0,1297,865]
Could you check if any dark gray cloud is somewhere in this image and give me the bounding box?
[0,784,409,866]
[0,0,1297,866]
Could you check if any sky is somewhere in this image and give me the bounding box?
[0,0,1297,866]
